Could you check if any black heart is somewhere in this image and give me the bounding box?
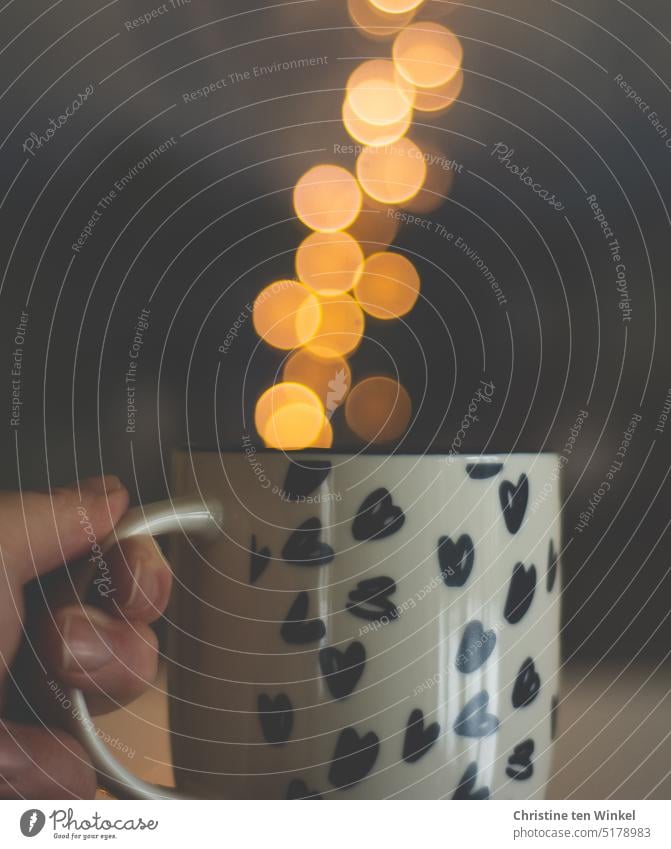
[453,691,499,738]
[283,460,332,501]
[328,727,379,789]
[547,539,558,592]
[346,576,398,623]
[551,694,559,740]
[455,620,497,673]
[249,534,271,584]
[512,658,541,708]
[466,463,503,480]
[499,475,529,534]
[352,488,405,541]
[452,762,490,799]
[280,592,326,645]
[505,739,534,781]
[438,534,475,588]
[402,708,440,763]
[282,517,334,567]
[257,693,293,745]
[504,562,537,624]
[319,642,366,699]
[286,779,322,799]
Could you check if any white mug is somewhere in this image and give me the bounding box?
[68,449,561,799]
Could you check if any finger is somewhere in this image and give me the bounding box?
[0,720,96,799]
[98,536,172,623]
[38,605,158,715]
[0,476,129,583]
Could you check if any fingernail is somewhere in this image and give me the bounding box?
[126,548,162,612]
[61,609,114,673]
[80,476,124,497]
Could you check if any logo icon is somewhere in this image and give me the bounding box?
[20,810,45,837]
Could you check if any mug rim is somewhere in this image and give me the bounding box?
[176,446,560,460]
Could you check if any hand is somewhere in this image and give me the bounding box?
[0,476,172,798]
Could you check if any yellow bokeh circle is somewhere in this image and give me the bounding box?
[255,382,325,449]
[253,280,320,350]
[354,251,420,319]
[294,165,362,232]
[393,22,463,89]
[295,230,364,295]
[305,292,365,359]
[356,137,427,204]
[345,376,412,443]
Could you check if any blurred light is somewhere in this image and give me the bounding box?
[413,68,463,113]
[354,251,420,319]
[346,59,414,126]
[294,165,362,232]
[295,230,364,295]
[253,280,321,350]
[356,137,427,204]
[305,292,365,359]
[283,348,352,410]
[310,416,334,448]
[345,376,412,443]
[370,0,425,13]
[347,0,416,39]
[342,95,411,147]
[347,201,399,254]
[403,140,455,213]
[393,22,463,89]
[255,382,326,450]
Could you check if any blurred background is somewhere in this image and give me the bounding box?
[0,0,669,797]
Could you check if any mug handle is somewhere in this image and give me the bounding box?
[64,496,224,800]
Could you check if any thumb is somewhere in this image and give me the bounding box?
[0,476,129,583]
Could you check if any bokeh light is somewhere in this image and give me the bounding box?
[370,0,425,13]
[356,137,427,204]
[255,382,326,450]
[294,164,362,232]
[342,95,411,147]
[348,0,416,39]
[305,292,365,359]
[413,68,464,114]
[347,200,399,254]
[283,348,352,410]
[346,59,414,127]
[295,230,364,295]
[310,417,334,448]
[252,280,320,350]
[345,376,412,443]
[354,251,420,319]
[393,22,463,89]
[403,141,455,213]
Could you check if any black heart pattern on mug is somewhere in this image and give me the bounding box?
[466,462,503,480]
[547,538,558,592]
[506,739,534,781]
[499,474,529,534]
[282,517,334,567]
[402,709,440,764]
[282,459,332,501]
[455,620,497,673]
[453,691,500,738]
[249,534,271,584]
[512,658,541,708]
[452,762,490,799]
[257,693,293,745]
[551,694,559,740]
[328,727,379,789]
[319,642,366,700]
[504,562,537,624]
[346,576,399,623]
[281,592,326,645]
[438,534,475,588]
[286,779,322,800]
[352,488,405,541]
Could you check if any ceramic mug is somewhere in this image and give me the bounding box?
[67,449,561,799]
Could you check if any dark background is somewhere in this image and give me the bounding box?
[0,0,669,667]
